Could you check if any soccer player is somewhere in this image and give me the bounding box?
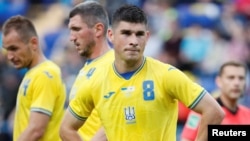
[62,1,113,141]
[60,4,224,141]
[181,61,250,141]
[2,15,66,141]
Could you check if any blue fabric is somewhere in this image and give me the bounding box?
[120,70,136,80]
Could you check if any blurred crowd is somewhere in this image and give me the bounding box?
[1,0,250,140]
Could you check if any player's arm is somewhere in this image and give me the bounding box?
[18,70,60,141]
[60,109,85,141]
[191,93,224,141]
[91,127,107,141]
[17,112,50,141]
[165,67,224,141]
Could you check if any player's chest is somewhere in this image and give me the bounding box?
[95,75,166,106]
[17,78,34,104]
[18,78,32,97]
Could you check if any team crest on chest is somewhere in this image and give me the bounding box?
[86,67,96,79]
[124,106,136,124]
[22,79,30,96]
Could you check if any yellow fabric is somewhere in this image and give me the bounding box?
[13,60,66,141]
[69,50,114,140]
[70,57,205,141]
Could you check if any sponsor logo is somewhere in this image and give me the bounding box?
[104,91,115,99]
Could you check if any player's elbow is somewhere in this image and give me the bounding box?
[31,127,46,139]
[212,106,225,124]
[59,123,75,140]
[59,124,68,140]
[34,131,45,139]
[218,108,225,121]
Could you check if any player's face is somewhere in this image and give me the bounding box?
[2,30,33,69]
[108,21,149,63]
[217,66,246,100]
[68,14,95,58]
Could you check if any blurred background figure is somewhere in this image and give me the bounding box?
[181,61,250,141]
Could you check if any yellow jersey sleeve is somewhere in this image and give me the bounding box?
[69,82,94,121]
[30,71,59,115]
[13,60,66,141]
[164,66,206,108]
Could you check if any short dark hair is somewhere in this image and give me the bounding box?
[2,15,38,43]
[69,1,109,34]
[218,61,248,76]
[111,4,148,28]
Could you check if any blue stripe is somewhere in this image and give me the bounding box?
[113,57,146,79]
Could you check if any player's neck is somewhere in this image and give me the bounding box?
[114,57,145,74]
[220,95,238,112]
[28,53,47,69]
[90,39,111,59]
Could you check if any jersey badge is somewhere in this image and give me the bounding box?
[124,106,136,124]
[86,67,96,79]
[22,79,30,96]
[121,86,135,97]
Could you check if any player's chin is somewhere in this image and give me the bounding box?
[79,51,88,57]
[230,93,243,99]
[11,62,22,69]
[125,56,141,63]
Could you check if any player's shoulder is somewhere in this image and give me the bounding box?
[145,57,178,72]
[238,104,250,113]
[30,60,61,79]
[83,50,114,72]
[42,60,61,75]
[93,49,114,64]
[236,105,250,121]
[79,64,110,89]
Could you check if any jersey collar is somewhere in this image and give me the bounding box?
[216,97,239,115]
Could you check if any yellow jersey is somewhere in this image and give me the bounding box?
[69,57,206,141]
[69,50,114,140]
[14,60,66,141]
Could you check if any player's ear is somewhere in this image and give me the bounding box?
[29,36,39,50]
[94,23,104,37]
[146,30,150,41]
[107,28,114,43]
[215,76,222,89]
